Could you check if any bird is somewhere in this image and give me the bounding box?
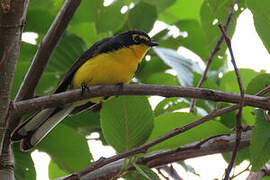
[11,30,158,151]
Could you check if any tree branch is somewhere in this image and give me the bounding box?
[11,84,270,118]
[219,24,245,180]
[61,131,251,180]
[0,0,29,179]
[59,84,270,179]
[190,0,240,112]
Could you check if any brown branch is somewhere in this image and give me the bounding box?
[61,131,251,180]
[190,0,240,112]
[62,104,249,179]
[11,84,270,118]
[0,0,29,178]
[57,84,270,180]
[219,24,245,180]
[57,78,270,180]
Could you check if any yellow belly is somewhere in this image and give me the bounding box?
[71,44,150,103]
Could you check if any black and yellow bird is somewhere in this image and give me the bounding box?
[11,30,158,151]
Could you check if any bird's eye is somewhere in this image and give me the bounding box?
[133,35,141,43]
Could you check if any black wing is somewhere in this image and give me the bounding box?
[54,37,113,93]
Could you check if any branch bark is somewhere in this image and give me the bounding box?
[62,131,251,180]
[11,84,270,118]
[0,0,29,179]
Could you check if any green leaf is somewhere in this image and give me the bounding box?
[18,42,37,62]
[69,0,97,25]
[154,47,201,87]
[250,109,270,171]
[136,57,170,80]
[95,0,128,33]
[36,72,61,95]
[147,112,232,151]
[48,160,68,179]
[222,148,250,167]
[220,103,255,128]
[175,20,209,61]
[127,2,157,32]
[47,33,87,73]
[219,69,260,93]
[200,0,245,70]
[101,96,154,153]
[159,0,202,24]
[142,72,179,86]
[247,0,270,53]
[154,97,190,116]
[193,72,218,90]
[133,164,160,180]
[68,23,109,44]
[13,144,36,180]
[246,73,270,97]
[24,9,54,34]
[143,0,176,12]
[63,109,100,136]
[12,61,31,98]
[38,123,92,173]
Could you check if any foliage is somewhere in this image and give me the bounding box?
[11,0,270,179]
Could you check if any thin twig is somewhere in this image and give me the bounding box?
[158,165,183,180]
[230,164,250,179]
[11,84,270,118]
[219,24,245,180]
[190,0,240,112]
[156,168,170,180]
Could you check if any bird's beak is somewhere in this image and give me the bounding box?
[149,41,159,47]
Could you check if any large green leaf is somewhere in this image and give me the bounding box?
[250,109,270,171]
[143,0,176,12]
[136,57,170,80]
[37,123,92,173]
[222,148,250,167]
[200,0,245,70]
[95,0,128,33]
[100,96,154,153]
[142,72,179,86]
[147,112,232,151]
[247,0,270,53]
[219,69,260,93]
[47,33,87,73]
[159,0,202,24]
[246,73,270,96]
[175,20,209,61]
[154,47,202,87]
[48,160,68,179]
[127,2,157,32]
[13,144,36,180]
[63,109,100,136]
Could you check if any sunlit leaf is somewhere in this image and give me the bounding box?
[101,96,154,152]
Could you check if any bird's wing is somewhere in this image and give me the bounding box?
[54,37,113,93]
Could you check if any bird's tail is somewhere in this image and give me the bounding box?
[11,105,74,151]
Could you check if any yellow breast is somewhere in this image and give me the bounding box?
[71,44,150,89]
